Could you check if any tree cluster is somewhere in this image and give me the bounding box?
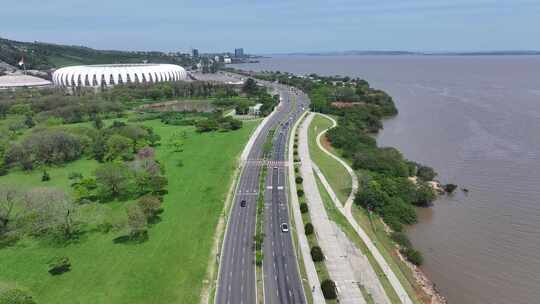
[0,186,80,245]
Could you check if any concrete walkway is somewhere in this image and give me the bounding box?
[287,112,326,304]
[313,164,390,304]
[299,114,365,304]
[314,113,414,304]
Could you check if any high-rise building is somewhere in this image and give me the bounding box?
[192,48,199,58]
[234,48,244,58]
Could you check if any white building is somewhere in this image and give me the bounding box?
[52,63,187,87]
[248,103,263,116]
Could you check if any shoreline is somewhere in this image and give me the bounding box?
[228,67,448,303]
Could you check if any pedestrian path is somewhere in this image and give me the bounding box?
[298,114,365,304]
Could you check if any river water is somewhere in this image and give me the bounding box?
[232,55,540,304]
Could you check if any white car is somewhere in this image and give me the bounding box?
[280,223,289,232]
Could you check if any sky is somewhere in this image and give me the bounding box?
[1,0,539,54]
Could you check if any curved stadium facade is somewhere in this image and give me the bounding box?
[52,64,187,87]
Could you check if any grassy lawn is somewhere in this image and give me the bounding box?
[307,114,351,204]
[307,114,425,304]
[0,119,258,304]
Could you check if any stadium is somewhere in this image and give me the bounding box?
[52,63,188,87]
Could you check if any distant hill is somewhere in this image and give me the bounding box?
[0,37,194,70]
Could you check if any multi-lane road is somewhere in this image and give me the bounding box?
[263,91,309,304]
[216,81,308,304]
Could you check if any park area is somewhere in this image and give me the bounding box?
[0,115,258,303]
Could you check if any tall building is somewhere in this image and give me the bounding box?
[192,48,199,58]
[234,48,244,58]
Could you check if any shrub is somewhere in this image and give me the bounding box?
[0,289,36,304]
[254,233,264,251]
[414,183,436,207]
[137,195,162,220]
[310,246,324,262]
[297,189,304,197]
[126,205,147,240]
[444,183,458,194]
[304,222,314,235]
[68,172,83,180]
[255,251,264,266]
[41,170,50,182]
[402,248,423,265]
[417,165,437,181]
[300,203,309,214]
[47,256,71,275]
[295,176,303,184]
[383,216,403,232]
[321,279,337,299]
[0,164,8,176]
[391,232,412,248]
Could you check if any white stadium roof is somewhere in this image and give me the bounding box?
[52,63,187,87]
[0,74,52,88]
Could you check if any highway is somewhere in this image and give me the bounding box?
[216,80,308,304]
[263,91,309,304]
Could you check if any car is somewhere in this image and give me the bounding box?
[280,223,289,232]
[240,200,247,207]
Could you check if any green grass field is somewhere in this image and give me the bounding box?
[307,115,351,204]
[0,119,258,304]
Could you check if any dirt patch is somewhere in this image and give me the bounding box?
[139,100,216,113]
[320,133,333,151]
[331,101,366,108]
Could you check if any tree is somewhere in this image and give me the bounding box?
[295,176,303,184]
[126,205,147,239]
[47,256,71,275]
[304,222,314,235]
[41,170,50,182]
[195,119,219,133]
[242,78,258,95]
[417,165,437,181]
[402,248,423,265]
[92,134,107,162]
[443,183,458,194]
[355,181,390,212]
[167,131,185,152]
[94,163,132,198]
[300,203,309,214]
[310,246,324,262]
[24,115,35,128]
[321,279,337,299]
[137,195,161,220]
[93,115,104,130]
[414,183,435,207]
[105,134,133,161]
[0,187,22,234]
[23,188,79,239]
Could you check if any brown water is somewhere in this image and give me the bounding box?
[232,55,540,304]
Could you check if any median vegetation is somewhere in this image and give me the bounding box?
[291,117,337,303]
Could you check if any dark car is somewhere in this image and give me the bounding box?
[240,200,247,207]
